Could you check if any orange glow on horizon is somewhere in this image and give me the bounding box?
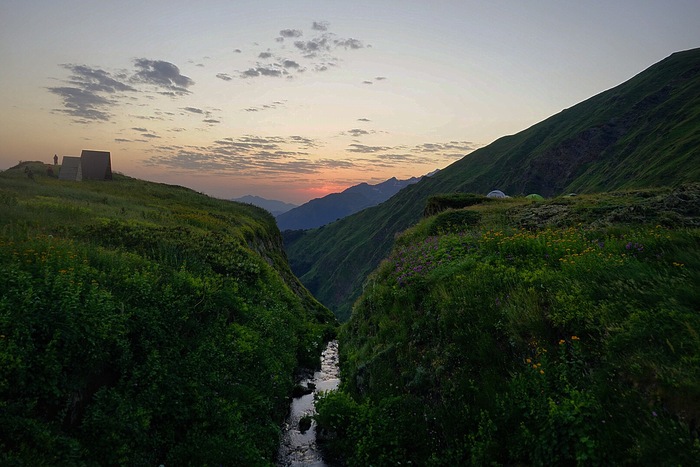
[295,183,350,201]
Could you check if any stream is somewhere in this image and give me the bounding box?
[277,340,340,467]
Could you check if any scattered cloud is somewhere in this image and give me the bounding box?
[234,48,242,53]
[62,64,136,93]
[357,118,371,122]
[229,21,369,80]
[132,58,194,95]
[241,66,285,78]
[49,59,195,122]
[347,143,391,153]
[280,29,303,38]
[334,38,365,49]
[182,106,204,114]
[375,76,387,81]
[48,64,137,122]
[203,118,220,124]
[131,127,148,132]
[48,86,115,121]
[144,134,330,176]
[362,81,373,85]
[345,128,372,137]
[216,73,232,81]
[115,138,132,143]
[412,141,479,155]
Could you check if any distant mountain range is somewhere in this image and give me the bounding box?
[285,47,700,321]
[276,174,433,231]
[232,195,298,216]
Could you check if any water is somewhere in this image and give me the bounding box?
[277,340,340,467]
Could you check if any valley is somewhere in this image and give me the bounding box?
[1,48,699,465]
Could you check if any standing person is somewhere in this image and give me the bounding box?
[54,154,58,165]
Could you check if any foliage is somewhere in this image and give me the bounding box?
[423,193,490,216]
[317,198,700,464]
[0,168,336,465]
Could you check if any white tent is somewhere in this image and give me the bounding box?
[486,190,507,198]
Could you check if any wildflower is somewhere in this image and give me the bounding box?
[526,358,532,364]
[539,370,545,375]
[571,335,580,341]
[559,339,566,345]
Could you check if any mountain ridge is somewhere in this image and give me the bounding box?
[276,174,428,231]
[232,194,298,216]
[285,47,700,321]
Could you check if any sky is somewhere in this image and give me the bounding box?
[1,1,699,204]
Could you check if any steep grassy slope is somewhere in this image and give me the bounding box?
[0,163,336,465]
[316,186,700,465]
[286,48,700,321]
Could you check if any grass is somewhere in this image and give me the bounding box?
[316,190,700,465]
[0,164,336,465]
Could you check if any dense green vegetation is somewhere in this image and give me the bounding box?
[286,47,700,321]
[316,186,700,465]
[0,163,335,465]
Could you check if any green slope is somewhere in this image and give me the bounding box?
[316,186,700,465]
[286,48,700,321]
[0,163,335,465]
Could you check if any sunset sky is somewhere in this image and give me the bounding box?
[1,1,699,204]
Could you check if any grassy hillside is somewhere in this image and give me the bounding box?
[286,48,700,321]
[316,186,700,465]
[0,163,336,465]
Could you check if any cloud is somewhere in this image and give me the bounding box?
[131,127,148,132]
[62,64,136,93]
[294,37,331,55]
[258,52,273,59]
[115,138,132,143]
[144,134,333,176]
[362,81,373,85]
[280,29,303,38]
[216,73,232,81]
[341,139,481,168]
[334,38,365,49]
[412,141,478,154]
[142,133,160,138]
[203,119,220,124]
[234,48,242,53]
[282,59,300,69]
[241,66,286,78]
[346,128,371,137]
[375,76,387,81]
[182,106,204,114]
[347,143,391,153]
[48,64,138,122]
[48,86,114,121]
[312,21,329,31]
[243,100,286,112]
[132,58,194,95]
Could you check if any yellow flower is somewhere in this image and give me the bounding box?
[571,335,580,341]
[559,339,565,345]
[539,370,545,375]
[526,358,532,364]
